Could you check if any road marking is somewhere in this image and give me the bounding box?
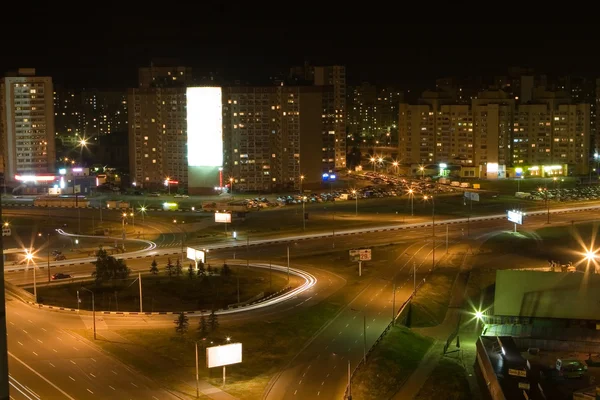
[53,349,57,353]
[9,322,13,326]
[109,386,116,391]
[338,331,342,335]
[56,337,63,341]
[90,373,96,378]
[327,374,330,377]
[49,362,55,368]
[353,316,356,320]
[294,390,297,395]
[41,328,46,332]
[32,351,37,356]
[373,318,376,322]
[91,358,96,362]
[321,381,325,386]
[298,380,302,384]
[111,370,117,375]
[72,346,79,351]
[152,397,159,400]
[27,320,33,324]
[87,388,93,394]
[37,339,43,344]
[318,391,320,396]
[345,324,349,328]
[70,360,76,365]
[22,330,28,334]
[69,376,75,381]
[130,382,138,388]
[17,342,22,346]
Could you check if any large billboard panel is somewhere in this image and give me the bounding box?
[215,212,232,223]
[349,248,372,262]
[206,343,242,368]
[507,210,523,225]
[186,247,205,263]
[186,87,223,167]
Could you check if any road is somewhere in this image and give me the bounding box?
[5,294,182,400]
[4,204,600,399]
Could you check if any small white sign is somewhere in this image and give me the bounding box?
[350,249,372,262]
[507,210,523,225]
[186,247,205,263]
[206,343,242,368]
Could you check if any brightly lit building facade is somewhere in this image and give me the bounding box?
[0,68,56,184]
[314,66,346,168]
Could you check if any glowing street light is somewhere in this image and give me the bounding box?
[475,310,483,320]
[229,177,234,196]
[352,189,358,216]
[300,175,305,194]
[408,188,414,216]
[369,157,376,172]
[419,166,425,179]
[585,250,597,261]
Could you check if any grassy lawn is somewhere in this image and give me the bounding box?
[351,325,434,400]
[407,270,456,327]
[34,266,289,312]
[468,177,578,194]
[414,357,471,400]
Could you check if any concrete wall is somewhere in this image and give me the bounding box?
[476,338,506,400]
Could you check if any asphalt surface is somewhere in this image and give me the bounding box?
[4,205,600,399]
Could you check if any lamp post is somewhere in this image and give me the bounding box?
[122,212,127,239]
[165,177,171,195]
[300,175,304,194]
[46,233,51,283]
[229,177,234,197]
[377,157,383,173]
[25,251,36,301]
[419,166,425,179]
[302,196,307,231]
[424,195,435,269]
[352,190,358,216]
[408,189,414,216]
[80,287,96,339]
[392,161,398,176]
[173,219,186,265]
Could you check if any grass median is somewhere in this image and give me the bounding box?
[34,265,291,312]
[351,325,433,400]
[407,270,456,327]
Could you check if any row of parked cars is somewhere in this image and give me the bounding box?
[519,185,600,202]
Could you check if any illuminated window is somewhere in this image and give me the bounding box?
[144,136,148,140]
[144,154,149,158]
[151,118,155,123]
[152,159,156,163]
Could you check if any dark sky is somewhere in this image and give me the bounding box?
[2,7,598,90]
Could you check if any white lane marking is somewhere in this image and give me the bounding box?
[111,370,117,375]
[298,380,302,385]
[9,322,14,326]
[27,320,33,324]
[72,347,79,351]
[152,397,159,400]
[69,376,75,381]
[294,390,297,395]
[70,360,76,365]
[37,339,43,344]
[109,386,116,391]
[32,352,38,356]
[345,324,349,328]
[130,382,138,388]
[87,389,93,394]
[53,349,58,353]
[90,373,96,378]
[41,328,46,332]
[56,337,63,341]
[91,358,96,362]
[318,391,320,396]
[22,330,28,334]
[49,362,55,368]
[17,342,22,346]
[321,381,325,386]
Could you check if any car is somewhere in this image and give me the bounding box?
[54,254,66,261]
[51,273,72,280]
[149,192,161,197]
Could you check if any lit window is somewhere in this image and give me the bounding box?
[144,136,148,140]
[152,159,156,163]
[144,154,149,158]
[151,118,155,123]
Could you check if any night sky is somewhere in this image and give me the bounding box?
[1,7,597,90]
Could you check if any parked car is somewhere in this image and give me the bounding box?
[149,192,161,197]
[51,273,72,280]
[54,254,66,261]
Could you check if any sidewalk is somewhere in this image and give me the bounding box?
[96,330,238,400]
[392,240,482,399]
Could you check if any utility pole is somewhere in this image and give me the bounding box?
[81,287,96,339]
[47,233,51,282]
[347,360,352,400]
[446,225,449,254]
[237,276,240,304]
[138,272,143,313]
[392,282,396,326]
[363,314,367,364]
[0,200,9,400]
[414,261,417,295]
[246,235,250,269]
[287,246,290,283]
[195,341,200,398]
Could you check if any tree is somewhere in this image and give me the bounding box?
[174,312,189,335]
[206,264,213,276]
[198,315,209,337]
[222,263,232,276]
[165,258,174,278]
[92,247,131,284]
[150,258,159,275]
[175,259,183,277]
[208,309,219,332]
[198,262,206,277]
[187,263,195,279]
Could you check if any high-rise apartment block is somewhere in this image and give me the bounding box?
[128,86,187,188]
[348,83,403,145]
[398,88,590,176]
[314,66,346,168]
[0,69,56,181]
[222,86,336,192]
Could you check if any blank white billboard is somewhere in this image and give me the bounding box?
[206,343,242,368]
[187,87,223,167]
[186,247,205,263]
[215,212,231,223]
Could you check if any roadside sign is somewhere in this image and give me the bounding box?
[508,368,527,377]
[350,248,372,262]
[464,191,480,201]
[507,210,524,225]
[215,212,232,223]
[518,382,530,390]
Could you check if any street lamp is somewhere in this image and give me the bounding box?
[419,166,425,179]
[300,175,305,194]
[24,251,36,301]
[302,196,307,231]
[392,161,399,176]
[173,219,186,265]
[423,195,435,269]
[408,189,414,216]
[352,190,358,216]
[80,287,96,339]
[369,157,376,172]
[377,157,383,173]
[229,177,234,197]
[538,186,550,224]
[165,177,171,195]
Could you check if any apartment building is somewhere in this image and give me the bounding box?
[0,68,56,181]
[314,66,346,169]
[128,87,187,189]
[398,89,589,176]
[223,85,336,192]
